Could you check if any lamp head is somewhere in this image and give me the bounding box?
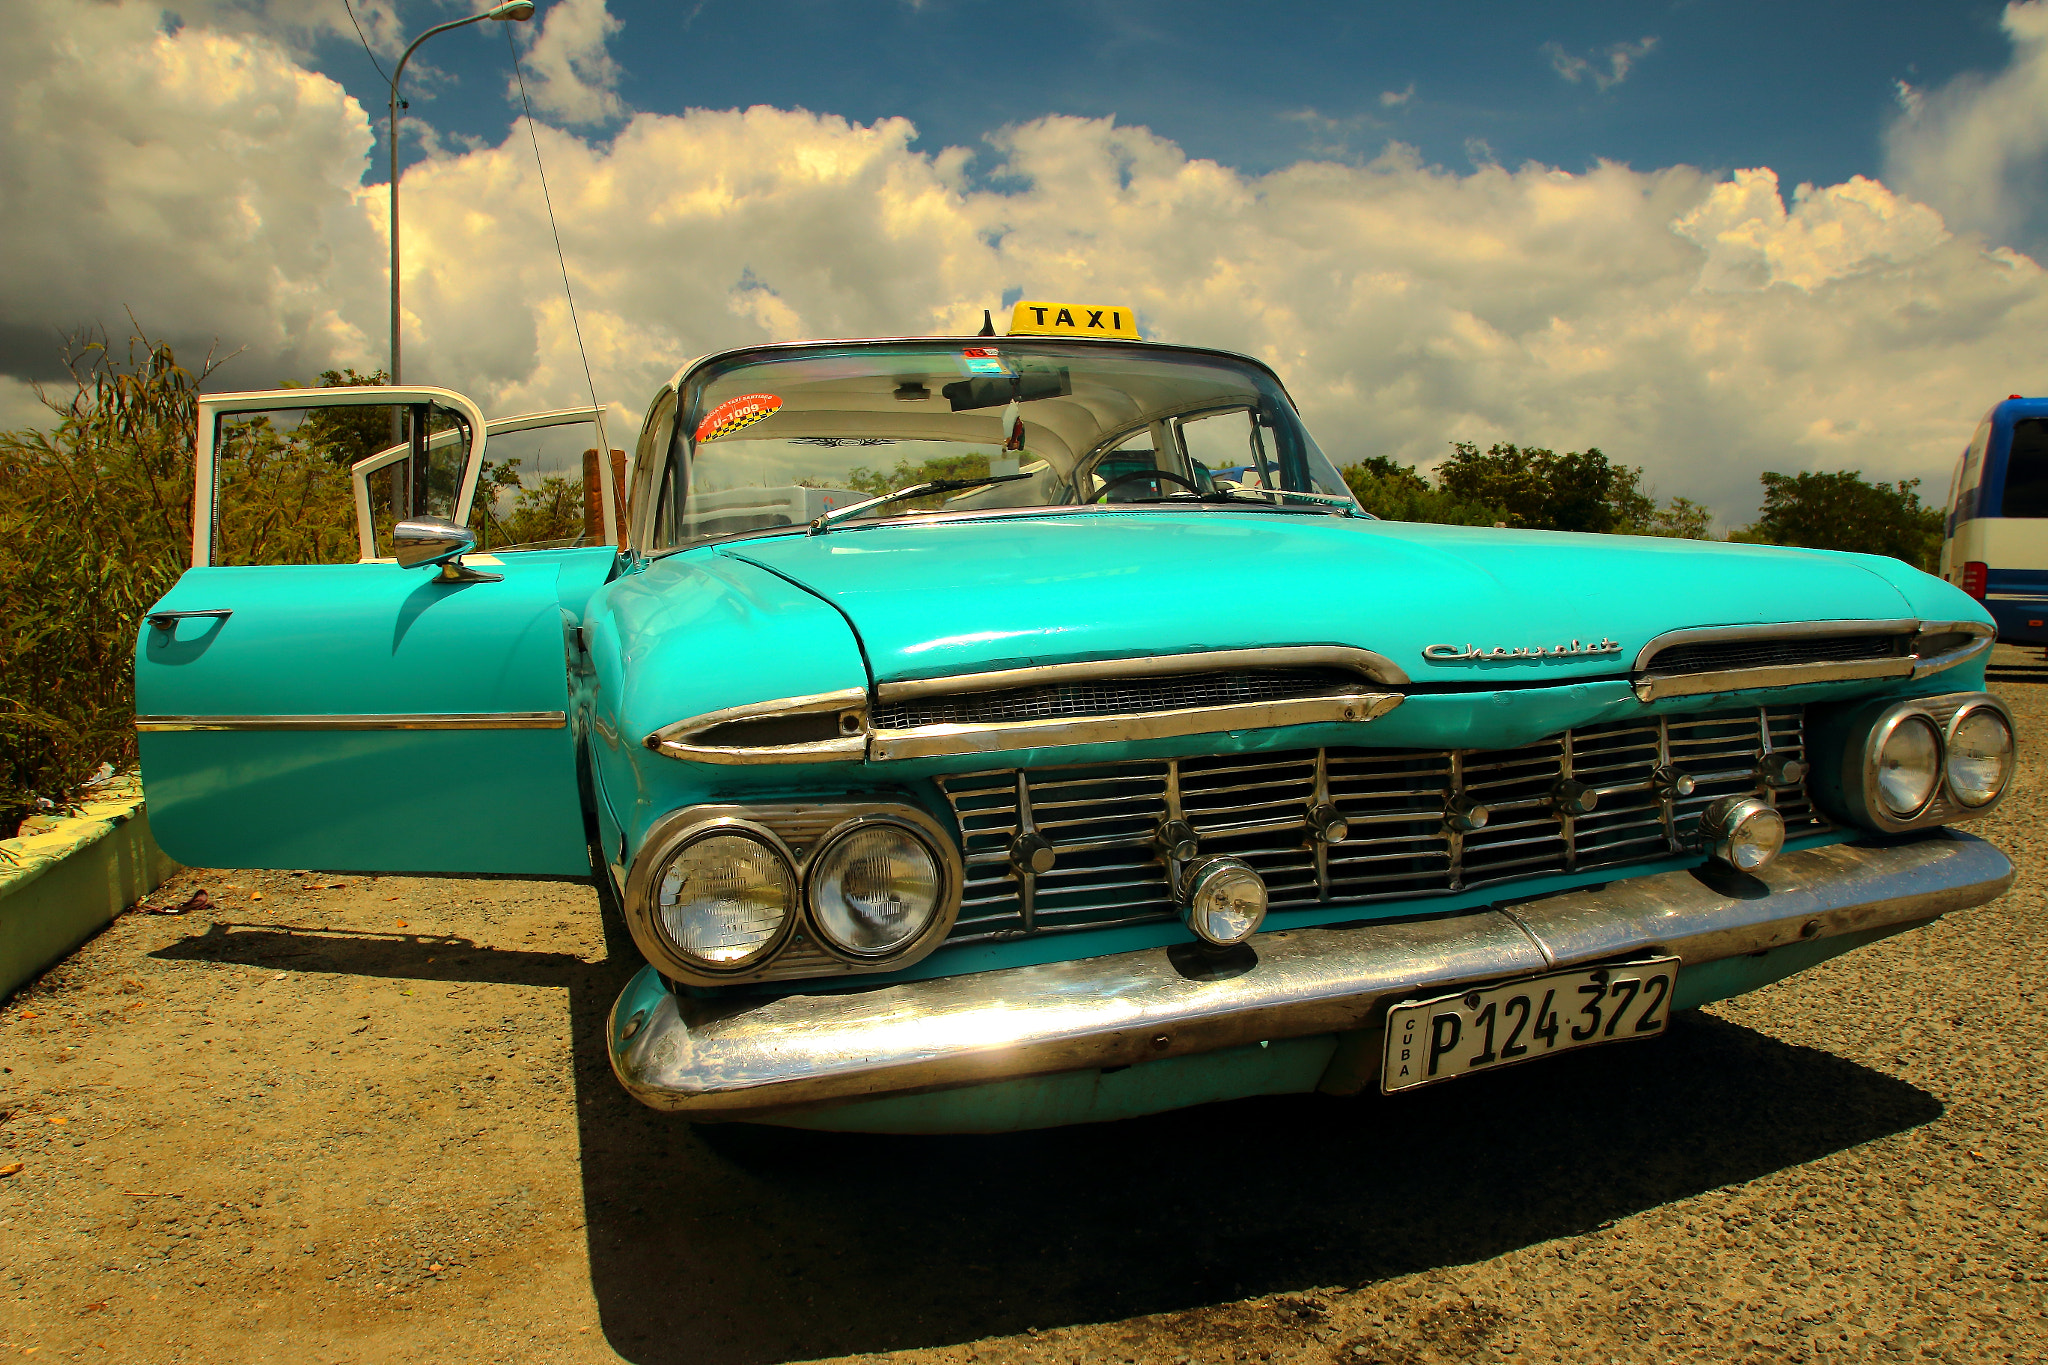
[487,1,535,19]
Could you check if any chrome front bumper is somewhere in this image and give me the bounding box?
[607,833,2013,1119]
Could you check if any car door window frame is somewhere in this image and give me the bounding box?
[192,386,487,569]
[347,405,613,560]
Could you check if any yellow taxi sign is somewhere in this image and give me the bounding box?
[1008,300,1142,340]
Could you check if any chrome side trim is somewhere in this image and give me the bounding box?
[644,687,867,764]
[621,800,964,988]
[1634,659,1914,701]
[1629,619,1920,671]
[867,692,1404,761]
[1911,620,1995,679]
[1632,619,1919,702]
[133,711,566,732]
[608,832,2012,1117]
[875,646,1412,701]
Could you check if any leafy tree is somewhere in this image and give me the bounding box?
[499,475,585,546]
[285,367,393,467]
[1436,441,1655,534]
[844,451,993,511]
[1744,470,1944,570]
[1642,495,1714,539]
[1340,457,1511,526]
[845,451,991,495]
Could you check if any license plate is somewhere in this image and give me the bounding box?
[1381,958,1678,1094]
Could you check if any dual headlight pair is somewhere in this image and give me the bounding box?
[624,804,961,986]
[1827,692,2015,834]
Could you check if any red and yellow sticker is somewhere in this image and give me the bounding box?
[696,393,782,442]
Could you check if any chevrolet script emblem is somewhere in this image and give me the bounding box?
[1423,637,1623,662]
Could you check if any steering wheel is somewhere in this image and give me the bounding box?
[1092,468,1200,502]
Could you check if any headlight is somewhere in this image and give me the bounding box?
[1819,691,2014,833]
[1875,714,1942,817]
[1179,856,1268,946]
[1946,705,2014,807]
[807,821,944,957]
[653,829,796,969]
[1701,795,1785,873]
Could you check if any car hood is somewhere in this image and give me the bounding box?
[720,511,1961,687]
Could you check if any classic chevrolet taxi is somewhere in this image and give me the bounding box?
[136,301,2015,1132]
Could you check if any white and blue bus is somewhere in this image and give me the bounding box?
[1941,395,2048,645]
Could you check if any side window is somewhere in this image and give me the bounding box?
[471,418,618,553]
[1086,424,1177,499]
[1178,409,1259,489]
[213,400,468,567]
[631,390,677,545]
[2002,417,2048,517]
[1955,419,1991,524]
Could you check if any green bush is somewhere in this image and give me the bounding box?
[0,335,384,837]
[0,333,205,837]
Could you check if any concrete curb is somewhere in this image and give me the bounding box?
[1,776,177,1000]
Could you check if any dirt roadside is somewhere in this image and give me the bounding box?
[2,654,2046,1364]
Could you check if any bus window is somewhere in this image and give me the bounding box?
[2003,417,2048,517]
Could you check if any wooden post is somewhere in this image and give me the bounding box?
[584,448,631,544]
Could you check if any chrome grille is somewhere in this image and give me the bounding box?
[936,705,1828,942]
[870,667,1363,730]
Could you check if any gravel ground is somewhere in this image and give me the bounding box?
[3,652,2046,1364]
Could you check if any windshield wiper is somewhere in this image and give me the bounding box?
[1143,487,1358,516]
[808,472,1034,535]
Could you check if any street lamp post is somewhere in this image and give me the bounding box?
[389,0,534,390]
[386,0,534,510]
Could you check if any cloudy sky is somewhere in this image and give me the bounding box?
[7,0,2048,526]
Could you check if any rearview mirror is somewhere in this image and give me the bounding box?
[392,516,474,568]
[391,516,501,582]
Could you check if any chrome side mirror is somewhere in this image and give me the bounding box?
[392,517,501,582]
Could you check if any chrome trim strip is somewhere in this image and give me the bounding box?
[875,645,1412,700]
[867,692,1404,761]
[1911,620,1995,679]
[1631,618,1921,702]
[134,711,566,732]
[645,687,867,765]
[1630,619,1919,672]
[608,832,2012,1117]
[1633,659,1912,702]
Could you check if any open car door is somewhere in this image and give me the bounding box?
[134,387,624,876]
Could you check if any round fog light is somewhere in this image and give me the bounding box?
[1946,707,2013,808]
[1179,857,1268,946]
[808,822,944,957]
[1701,795,1785,873]
[1875,714,1941,817]
[656,832,795,968]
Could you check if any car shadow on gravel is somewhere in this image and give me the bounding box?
[154,911,1944,1365]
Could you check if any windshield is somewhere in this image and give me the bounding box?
[649,340,1354,548]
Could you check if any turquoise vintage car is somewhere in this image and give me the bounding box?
[136,306,2015,1132]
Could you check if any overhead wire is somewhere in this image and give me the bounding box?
[341,0,392,86]
[505,25,612,464]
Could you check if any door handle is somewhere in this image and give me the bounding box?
[147,609,233,630]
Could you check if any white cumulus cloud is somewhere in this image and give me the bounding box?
[1884,1,2048,250]
[10,0,2048,533]
[511,0,625,127]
